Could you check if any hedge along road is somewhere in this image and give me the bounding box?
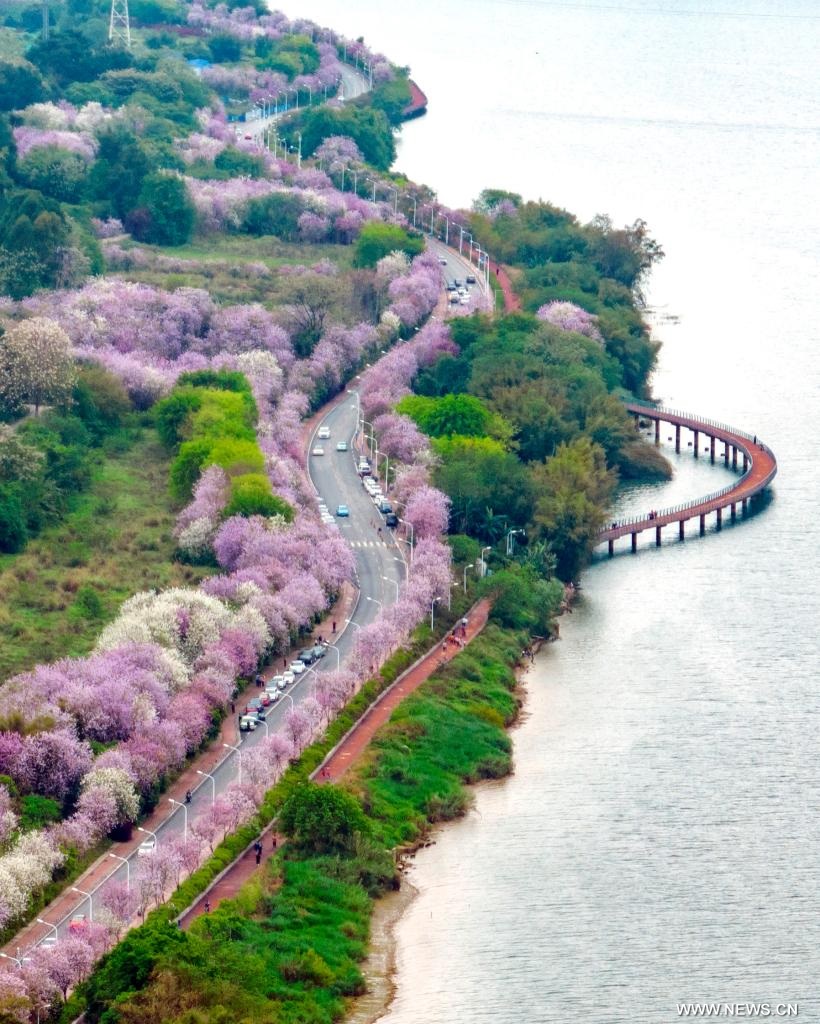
[2,383,404,958]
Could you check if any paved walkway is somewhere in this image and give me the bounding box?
[178,599,492,923]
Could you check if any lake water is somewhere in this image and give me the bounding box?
[296,1,820,1019]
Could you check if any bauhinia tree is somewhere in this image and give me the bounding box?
[0,316,75,416]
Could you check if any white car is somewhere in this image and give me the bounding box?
[438,256,447,265]
[321,514,335,525]
[239,714,258,732]
[460,295,471,305]
[317,426,331,439]
[372,492,384,506]
[269,674,285,689]
[290,660,306,674]
[282,671,295,685]
[318,503,328,513]
[137,837,156,857]
[265,688,280,702]
[312,446,325,456]
[336,441,349,452]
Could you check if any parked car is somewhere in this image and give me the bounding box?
[336,504,350,517]
[311,644,327,660]
[453,278,463,288]
[246,697,263,713]
[378,499,393,515]
[259,692,271,707]
[282,671,295,685]
[438,256,447,265]
[311,445,325,456]
[137,837,156,857]
[371,492,384,507]
[265,686,280,702]
[290,660,306,674]
[239,714,258,732]
[317,426,331,439]
[68,915,87,933]
[270,674,285,689]
[446,282,457,292]
[448,293,460,304]
[466,274,476,284]
[298,648,317,664]
[358,461,371,476]
[336,441,348,451]
[460,295,471,305]
[385,512,399,528]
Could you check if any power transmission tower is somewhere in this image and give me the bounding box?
[108,0,131,48]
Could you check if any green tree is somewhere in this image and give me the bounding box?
[0,58,44,111]
[27,28,132,87]
[208,33,242,62]
[15,145,90,203]
[353,221,424,268]
[481,564,564,632]
[280,782,369,855]
[130,173,195,246]
[224,473,294,520]
[396,393,502,439]
[214,146,265,179]
[242,191,304,239]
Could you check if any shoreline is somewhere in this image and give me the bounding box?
[345,618,557,1024]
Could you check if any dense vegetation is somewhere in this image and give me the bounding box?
[68,622,528,1024]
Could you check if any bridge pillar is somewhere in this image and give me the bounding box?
[693,430,699,457]
[679,520,685,540]
[743,452,749,472]
[716,507,722,529]
[699,514,706,535]
[608,539,614,556]
[710,436,716,463]
[675,425,681,453]
[731,503,736,520]
[742,498,748,514]
[631,532,637,553]
[655,526,662,546]
[723,446,730,465]
[654,418,660,444]
[732,447,738,470]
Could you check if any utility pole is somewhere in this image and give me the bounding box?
[109,0,131,48]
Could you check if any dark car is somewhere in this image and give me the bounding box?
[378,499,393,515]
[385,512,399,528]
[311,645,327,660]
[466,274,477,284]
[245,698,263,714]
[298,648,317,665]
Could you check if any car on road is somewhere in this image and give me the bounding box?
[453,278,463,288]
[41,935,58,949]
[466,274,477,284]
[460,295,471,305]
[448,293,460,304]
[311,445,324,456]
[438,257,447,265]
[318,502,328,513]
[336,441,348,452]
[446,283,457,292]
[378,499,393,515]
[265,687,280,702]
[69,915,87,933]
[385,512,399,528]
[317,426,331,439]
[358,462,372,476]
[290,660,306,674]
[311,644,327,660]
[137,837,156,857]
[336,504,350,517]
[364,478,378,493]
[282,670,295,685]
[246,697,263,713]
[298,648,316,665]
[371,492,384,507]
[269,674,285,689]
[321,514,336,525]
[239,714,258,732]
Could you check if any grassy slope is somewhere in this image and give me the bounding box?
[0,428,209,681]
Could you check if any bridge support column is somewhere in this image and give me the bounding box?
[655,526,662,546]
[675,425,681,453]
[608,539,614,556]
[724,446,730,465]
[710,436,716,463]
[743,452,749,472]
[699,514,706,536]
[742,498,748,514]
[654,419,660,445]
[731,503,736,520]
[631,532,637,553]
[679,520,685,541]
[732,447,738,470]
[693,430,699,457]
[716,507,722,529]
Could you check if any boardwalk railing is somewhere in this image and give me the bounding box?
[628,401,756,442]
[610,478,744,530]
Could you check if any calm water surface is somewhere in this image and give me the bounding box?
[297,1,819,1019]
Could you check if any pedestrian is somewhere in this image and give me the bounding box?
[255,849,261,866]
[272,835,277,850]
[204,899,210,914]
[283,656,287,670]
[753,435,757,444]
[185,789,192,804]
[230,700,235,714]
[332,620,337,634]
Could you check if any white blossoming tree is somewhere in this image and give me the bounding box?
[0,317,76,416]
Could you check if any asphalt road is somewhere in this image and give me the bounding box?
[425,236,491,309]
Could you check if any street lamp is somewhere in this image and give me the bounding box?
[196,769,215,805]
[344,618,361,631]
[36,918,58,943]
[480,545,492,578]
[381,575,399,601]
[375,448,389,491]
[398,516,415,550]
[108,852,130,890]
[463,563,475,592]
[168,797,188,841]
[505,528,525,556]
[223,743,243,787]
[366,177,377,203]
[296,131,302,170]
[430,597,441,630]
[366,596,383,611]
[281,692,295,712]
[0,952,23,968]
[326,644,341,670]
[71,886,93,922]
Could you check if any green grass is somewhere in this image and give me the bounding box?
[69,620,528,1024]
[0,427,210,681]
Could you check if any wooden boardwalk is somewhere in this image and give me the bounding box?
[596,402,777,553]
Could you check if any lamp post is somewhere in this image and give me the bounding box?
[71,885,94,922]
[36,917,58,942]
[386,185,398,216]
[281,692,295,712]
[326,644,341,669]
[410,194,417,227]
[505,528,525,556]
[296,131,302,170]
[381,575,399,601]
[366,177,377,203]
[223,742,243,787]
[366,596,383,612]
[0,952,23,969]
[375,448,389,492]
[480,545,492,578]
[463,563,475,592]
[108,853,130,890]
[398,516,414,550]
[196,769,216,805]
[430,597,441,630]
[168,797,188,841]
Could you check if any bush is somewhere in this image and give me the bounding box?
[224,473,294,520]
[0,485,27,552]
[19,794,61,830]
[353,221,424,268]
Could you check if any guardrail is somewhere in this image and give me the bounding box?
[628,402,756,442]
[609,478,745,530]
